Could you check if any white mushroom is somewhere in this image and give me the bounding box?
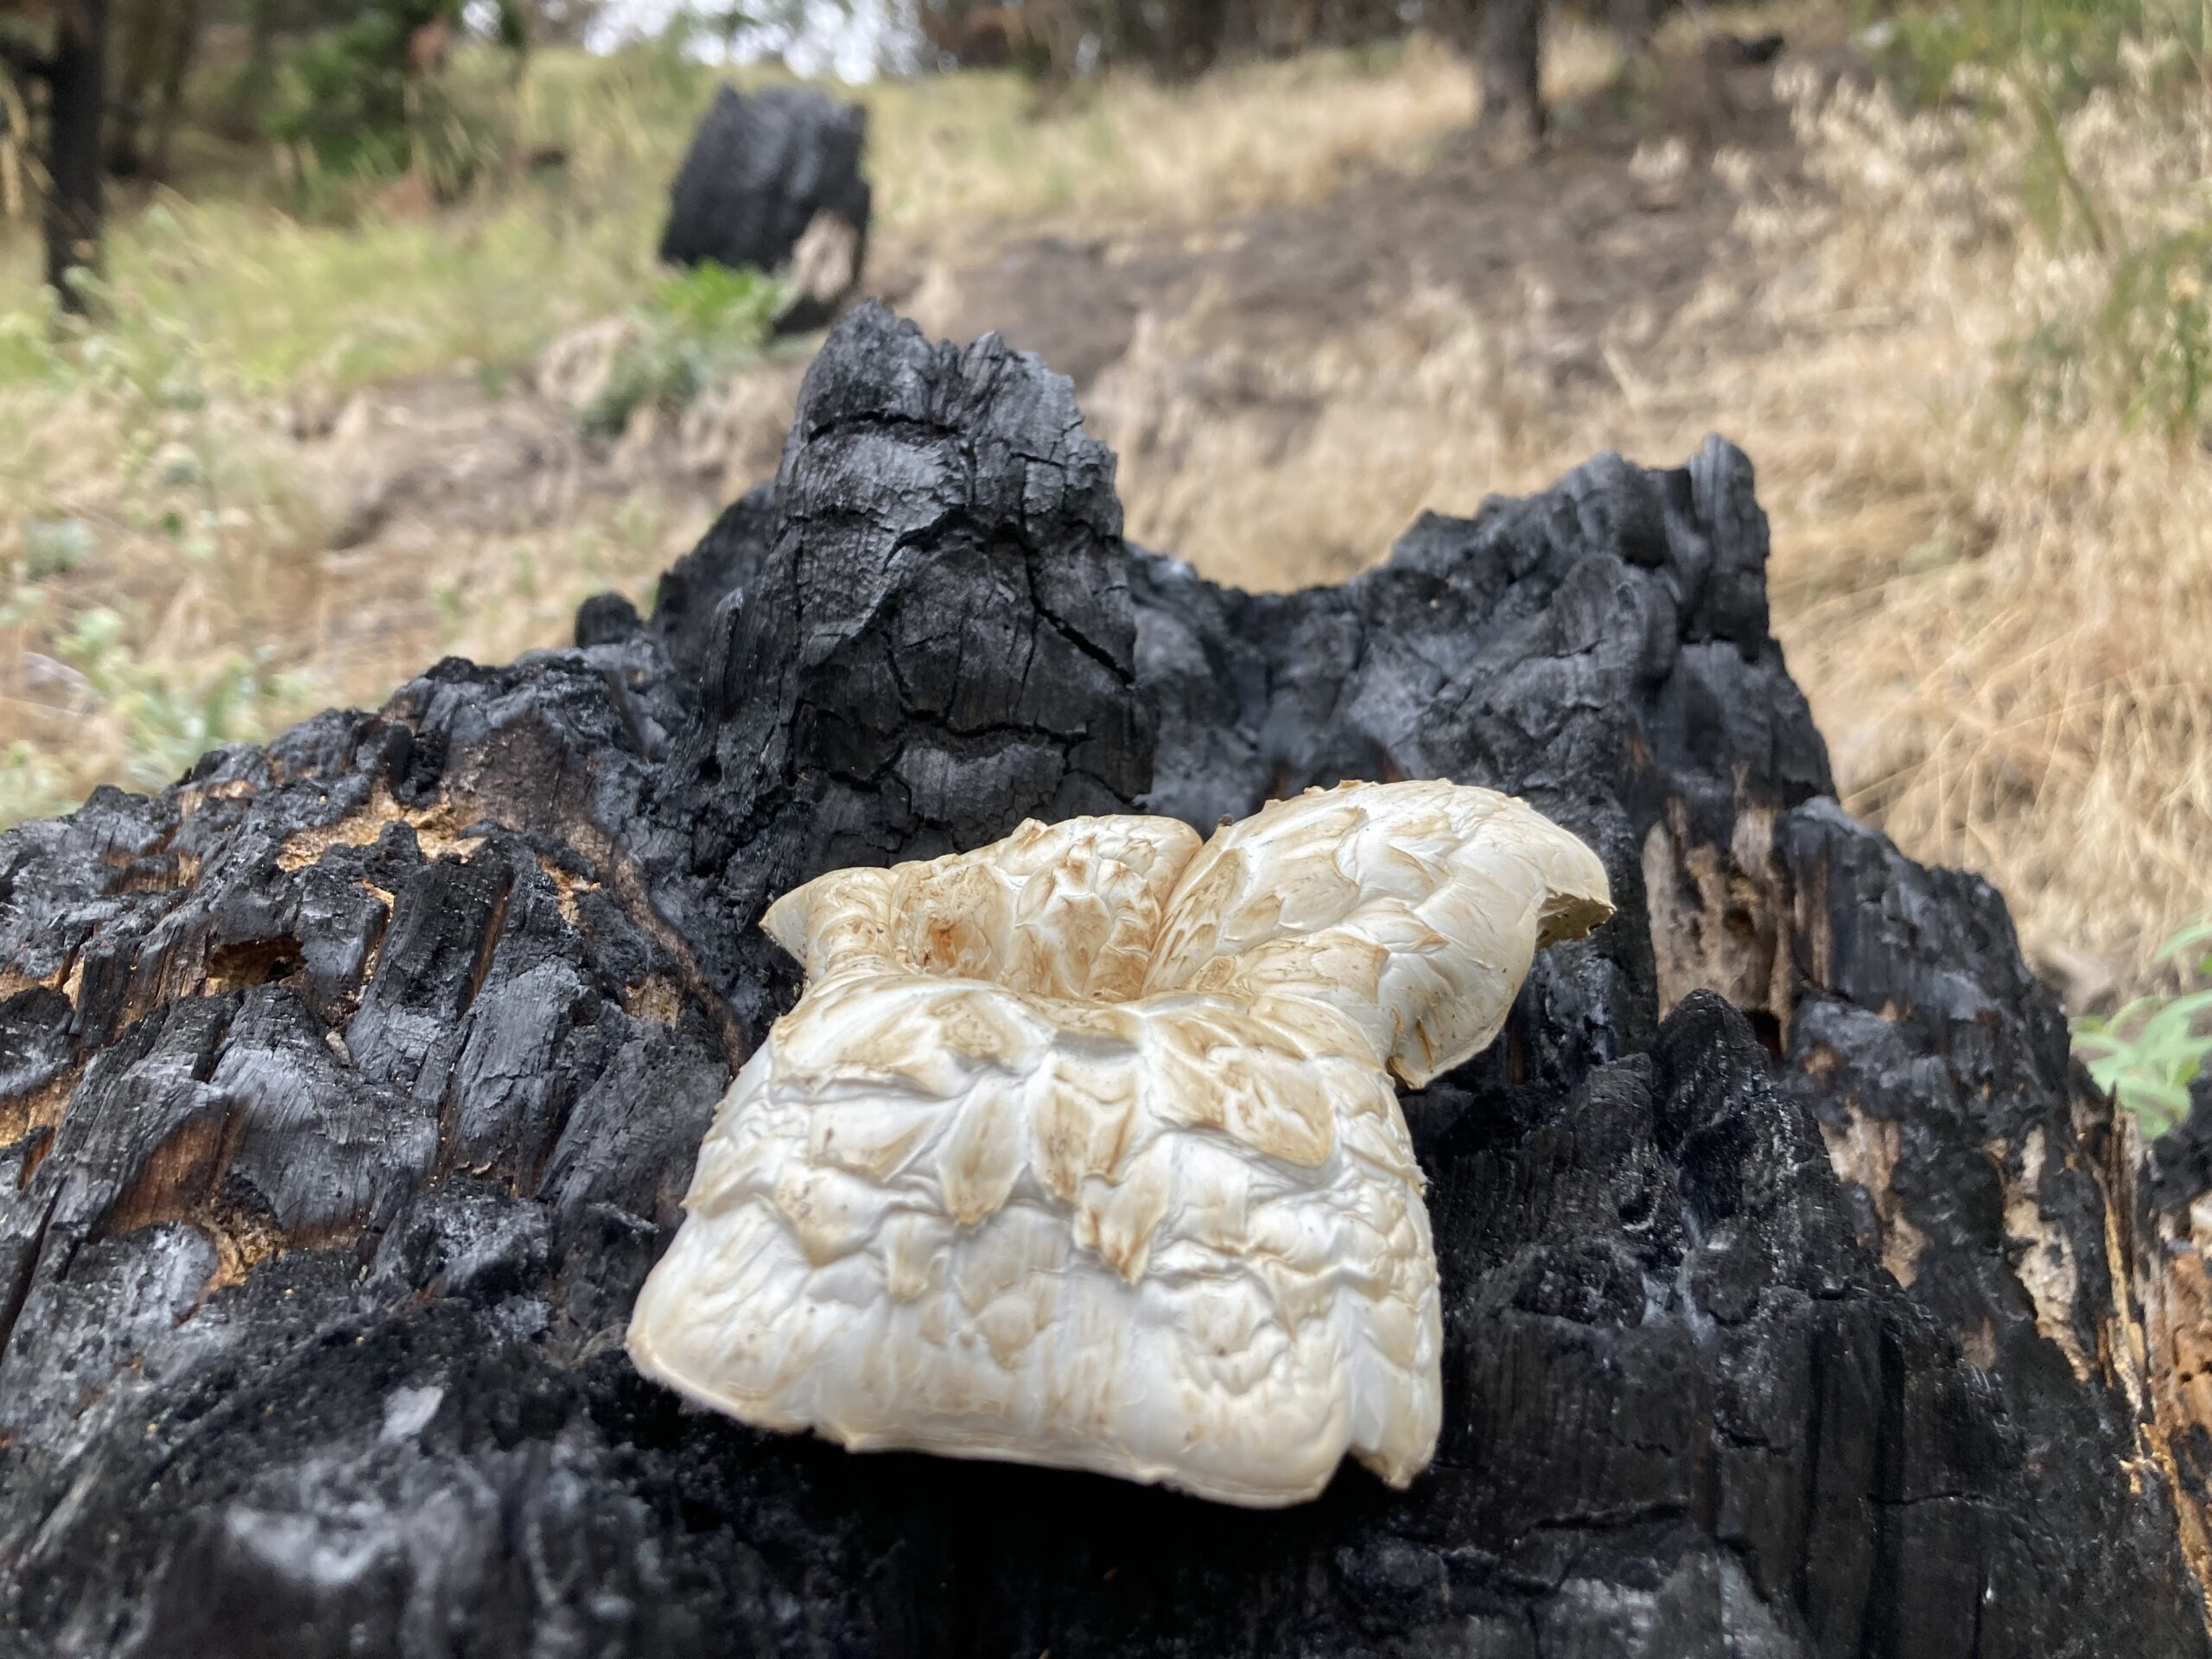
[627,780,1611,1506]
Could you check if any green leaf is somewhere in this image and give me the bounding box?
[2121,1076,2197,1122]
[2157,916,2212,963]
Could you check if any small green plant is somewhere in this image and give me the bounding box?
[22,518,94,579]
[0,741,73,829]
[57,607,311,791]
[2073,915,2212,1133]
[581,261,783,439]
[2003,214,2212,443]
[2101,228,2212,440]
[262,3,530,205]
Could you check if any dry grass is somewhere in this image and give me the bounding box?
[1080,35,2212,1003]
[1752,61,2212,1006]
[865,33,1487,235]
[0,35,1490,824]
[2,16,2207,1009]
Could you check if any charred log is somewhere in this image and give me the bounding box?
[0,303,2206,1656]
[658,85,871,335]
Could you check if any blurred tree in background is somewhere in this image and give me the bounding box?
[18,0,2171,315]
[108,0,201,179]
[0,0,1688,310]
[258,0,525,186]
[895,0,1676,149]
[907,0,1414,80]
[0,1,113,309]
[0,0,546,303]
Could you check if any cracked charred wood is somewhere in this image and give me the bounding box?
[0,301,2208,1656]
[658,84,872,335]
[2114,1078,2212,1596]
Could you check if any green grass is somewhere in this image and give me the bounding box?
[1861,0,2208,111]
[0,739,71,821]
[581,260,785,437]
[52,604,309,790]
[0,34,1442,415]
[0,49,710,404]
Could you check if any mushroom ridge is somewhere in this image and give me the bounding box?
[627,780,1613,1506]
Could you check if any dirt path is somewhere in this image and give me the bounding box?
[898,105,1775,419]
[870,45,1820,590]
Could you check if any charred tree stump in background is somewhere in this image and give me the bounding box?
[3,303,2212,1655]
[658,85,872,336]
[42,0,107,309]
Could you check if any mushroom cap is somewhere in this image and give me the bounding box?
[628,781,1611,1505]
[1146,780,1613,1086]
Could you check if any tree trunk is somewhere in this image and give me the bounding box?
[1157,0,1231,78]
[43,0,108,310]
[1472,0,1544,152]
[2,304,2209,1656]
[105,0,156,178]
[147,0,204,183]
[213,0,281,147]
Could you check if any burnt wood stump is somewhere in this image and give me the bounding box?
[2,302,2209,1656]
[658,84,871,334]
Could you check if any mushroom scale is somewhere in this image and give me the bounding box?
[627,780,1612,1507]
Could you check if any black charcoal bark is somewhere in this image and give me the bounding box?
[0,303,2203,1657]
